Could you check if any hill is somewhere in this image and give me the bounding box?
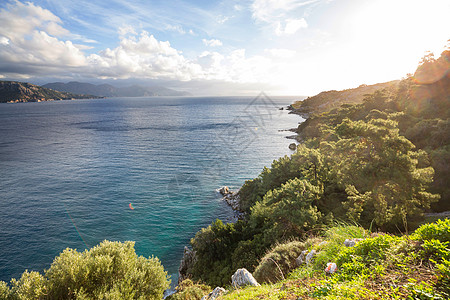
[0,81,99,103]
[43,81,191,97]
[290,80,399,117]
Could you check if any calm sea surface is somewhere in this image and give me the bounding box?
[0,95,304,283]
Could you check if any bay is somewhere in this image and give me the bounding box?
[0,95,304,282]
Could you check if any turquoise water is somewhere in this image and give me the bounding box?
[0,95,303,282]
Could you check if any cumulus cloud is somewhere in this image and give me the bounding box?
[202,38,223,47]
[0,0,292,87]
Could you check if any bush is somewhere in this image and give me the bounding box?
[10,270,48,299]
[0,281,11,299]
[166,279,211,300]
[413,219,450,243]
[253,240,306,283]
[3,240,170,300]
[46,240,170,299]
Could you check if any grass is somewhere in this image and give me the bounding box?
[218,220,450,300]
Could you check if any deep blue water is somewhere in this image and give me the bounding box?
[0,95,303,283]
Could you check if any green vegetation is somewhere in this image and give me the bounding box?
[186,50,448,287]
[0,240,170,299]
[166,279,211,300]
[221,220,450,299]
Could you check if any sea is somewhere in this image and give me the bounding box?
[0,95,304,284]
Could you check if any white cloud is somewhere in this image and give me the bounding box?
[265,48,296,58]
[165,24,186,34]
[234,4,243,11]
[217,15,230,24]
[275,18,307,35]
[0,36,9,45]
[251,0,318,22]
[202,38,223,47]
[118,25,137,36]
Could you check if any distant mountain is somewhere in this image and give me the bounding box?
[43,81,191,97]
[290,80,400,117]
[0,81,100,103]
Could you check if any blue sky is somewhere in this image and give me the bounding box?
[0,0,449,95]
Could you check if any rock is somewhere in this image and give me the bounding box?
[231,268,260,288]
[288,143,297,150]
[295,250,308,266]
[223,192,241,211]
[344,238,364,247]
[305,250,316,265]
[324,262,337,274]
[178,246,196,284]
[218,186,231,196]
[201,287,226,300]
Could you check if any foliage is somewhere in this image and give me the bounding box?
[221,221,450,299]
[253,240,306,283]
[412,218,450,243]
[187,49,448,287]
[166,279,211,300]
[2,240,170,300]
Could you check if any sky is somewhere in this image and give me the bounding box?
[0,0,449,96]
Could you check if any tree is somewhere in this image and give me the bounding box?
[320,118,439,230]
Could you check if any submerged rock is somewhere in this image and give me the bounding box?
[201,287,226,300]
[231,268,260,288]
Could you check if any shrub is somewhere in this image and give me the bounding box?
[413,219,450,243]
[166,279,211,300]
[253,240,306,283]
[45,240,170,299]
[0,281,11,299]
[10,270,48,299]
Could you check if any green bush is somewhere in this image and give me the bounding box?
[0,281,11,299]
[166,279,211,300]
[253,240,306,283]
[46,240,169,299]
[2,240,170,300]
[413,219,450,243]
[10,270,48,299]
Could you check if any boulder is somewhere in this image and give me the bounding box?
[295,250,308,266]
[344,238,364,247]
[324,262,337,274]
[305,250,316,265]
[218,186,231,196]
[231,268,260,288]
[201,287,226,300]
[178,246,196,284]
[288,143,297,150]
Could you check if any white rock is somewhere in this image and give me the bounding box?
[202,287,226,300]
[344,238,364,247]
[305,250,316,265]
[295,250,308,266]
[325,262,337,274]
[231,268,260,288]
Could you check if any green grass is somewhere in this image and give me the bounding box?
[217,220,450,300]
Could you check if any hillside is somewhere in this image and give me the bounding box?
[0,81,99,103]
[43,81,191,97]
[290,80,399,117]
